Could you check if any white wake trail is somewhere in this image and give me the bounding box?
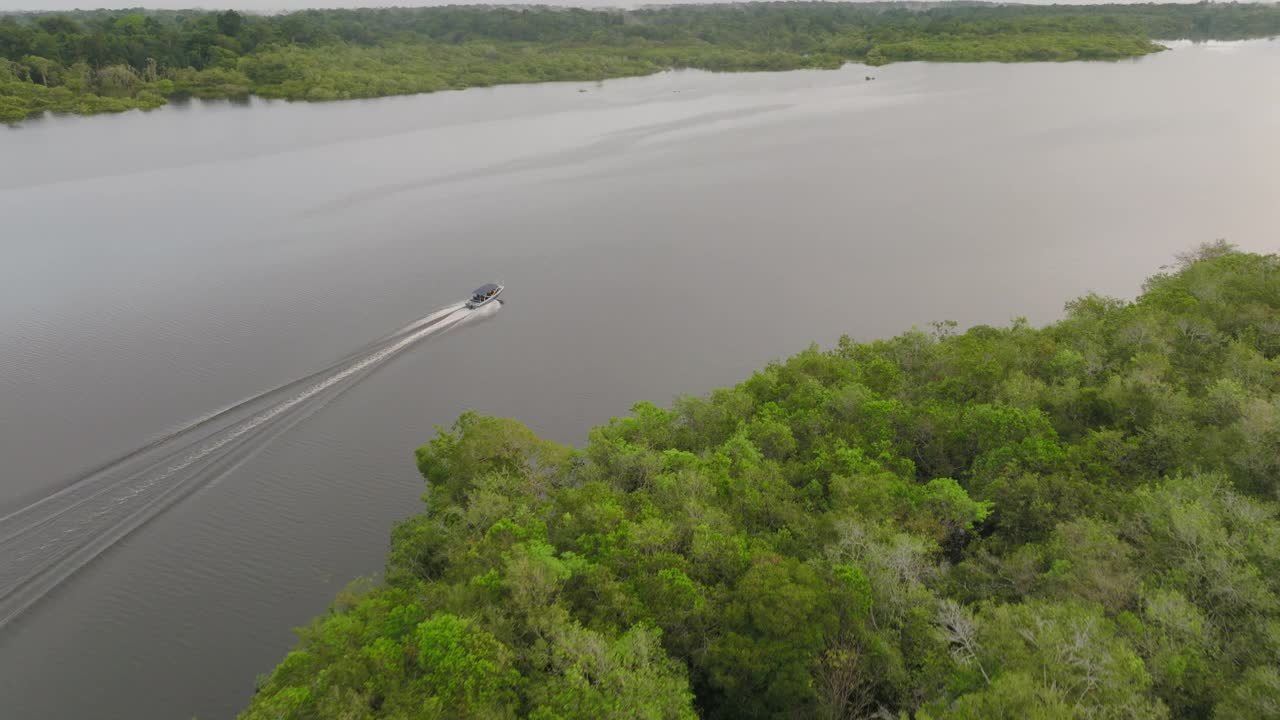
[136,307,471,497]
[0,300,491,630]
[378,302,467,341]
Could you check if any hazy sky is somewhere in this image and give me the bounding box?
[3,0,830,9]
[9,0,729,10]
[0,0,1203,12]
[9,0,711,10]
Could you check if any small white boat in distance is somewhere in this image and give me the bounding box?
[467,283,503,309]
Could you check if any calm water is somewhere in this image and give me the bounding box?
[1,40,1278,719]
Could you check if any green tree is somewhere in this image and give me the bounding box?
[243,248,1280,720]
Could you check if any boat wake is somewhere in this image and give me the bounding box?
[0,299,499,632]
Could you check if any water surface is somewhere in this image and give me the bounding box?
[1,41,1278,720]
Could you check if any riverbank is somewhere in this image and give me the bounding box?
[3,40,1277,719]
[5,2,1280,123]
[241,246,1280,719]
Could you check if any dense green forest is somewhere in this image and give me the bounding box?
[4,2,1280,122]
[241,242,1280,720]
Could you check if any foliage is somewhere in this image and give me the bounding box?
[4,2,1280,121]
[242,245,1280,718]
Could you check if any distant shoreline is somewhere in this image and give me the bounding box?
[3,2,1278,122]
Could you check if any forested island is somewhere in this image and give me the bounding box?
[240,244,1280,719]
[4,2,1280,123]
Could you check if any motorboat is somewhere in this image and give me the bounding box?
[467,283,503,309]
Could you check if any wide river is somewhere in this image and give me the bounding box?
[1,40,1278,720]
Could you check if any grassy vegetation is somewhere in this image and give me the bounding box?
[4,3,1280,122]
[241,243,1280,719]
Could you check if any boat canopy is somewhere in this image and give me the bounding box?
[471,283,499,300]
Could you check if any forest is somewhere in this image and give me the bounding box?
[240,243,1280,719]
[4,2,1280,122]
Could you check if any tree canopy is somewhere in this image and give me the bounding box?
[242,243,1280,719]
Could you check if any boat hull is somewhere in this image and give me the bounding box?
[466,284,503,309]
